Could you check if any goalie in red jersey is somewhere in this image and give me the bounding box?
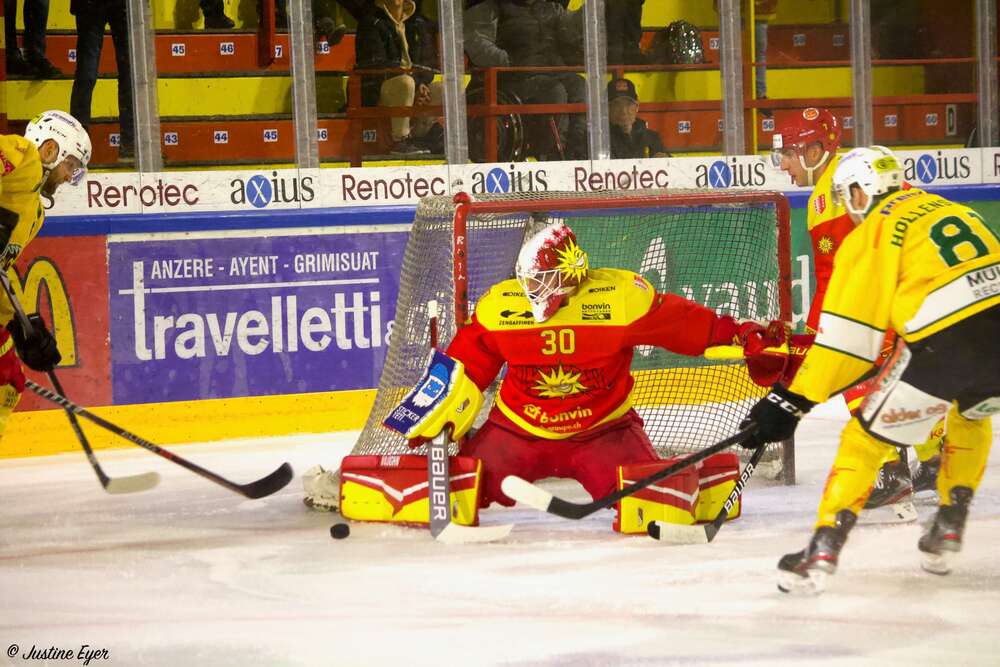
[396,223,788,509]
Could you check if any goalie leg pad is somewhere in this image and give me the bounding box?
[615,459,699,534]
[693,452,742,522]
[339,454,483,526]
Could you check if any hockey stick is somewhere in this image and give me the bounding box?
[0,271,159,494]
[501,424,756,520]
[24,381,293,499]
[425,300,513,543]
[703,344,789,360]
[647,442,767,544]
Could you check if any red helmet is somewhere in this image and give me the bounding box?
[515,223,589,322]
[771,108,841,185]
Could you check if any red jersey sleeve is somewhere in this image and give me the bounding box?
[444,314,506,391]
[622,292,718,356]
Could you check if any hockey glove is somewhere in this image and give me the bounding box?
[383,348,484,446]
[742,320,791,386]
[7,314,61,372]
[740,384,815,449]
[713,317,791,386]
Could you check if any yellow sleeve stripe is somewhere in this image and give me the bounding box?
[905,259,1000,336]
[816,312,885,363]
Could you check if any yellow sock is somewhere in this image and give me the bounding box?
[0,384,20,442]
[939,405,992,501]
[914,417,946,463]
[815,418,897,529]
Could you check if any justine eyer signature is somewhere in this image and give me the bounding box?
[6,643,110,665]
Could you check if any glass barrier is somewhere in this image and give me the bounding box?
[870,0,977,149]
[4,0,996,172]
[6,0,138,169]
[147,0,303,168]
[602,0,722,158]
[337,0,445,167]
[741,0,853,153]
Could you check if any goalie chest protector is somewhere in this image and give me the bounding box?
[339,454,483,526]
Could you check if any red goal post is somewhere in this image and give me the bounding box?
[353,189,796,483]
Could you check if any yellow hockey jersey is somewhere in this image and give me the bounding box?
[790,187,1000,404]
[0,134,47,325]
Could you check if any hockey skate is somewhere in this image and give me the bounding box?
[912,455,940,497]
[777,510,857,596]
[302,465,341,512]
[861,458,917,523]
[918,486,973,575]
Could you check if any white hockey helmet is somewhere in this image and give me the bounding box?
[24,110,92,186]
[515,223,589,323]
[831,145,903,220]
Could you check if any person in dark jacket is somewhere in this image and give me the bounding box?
[355,0,441,155]
[608,78,668,159]
[606,0,644,65]
[464,0,586,160]
[70,0,135,162]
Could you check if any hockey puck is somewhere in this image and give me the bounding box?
[330,522,350,540]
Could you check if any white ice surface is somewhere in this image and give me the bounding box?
[2,401,999,666]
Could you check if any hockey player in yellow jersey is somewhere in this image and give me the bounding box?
[744,146,1000,594]
[773,108,938,518]
[0,110,92,438]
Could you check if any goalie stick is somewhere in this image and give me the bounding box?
[0,271,159,494]
[25,381,293,499]
[647,441,767,544]
[501,424,756,520]
[425,300,513,544]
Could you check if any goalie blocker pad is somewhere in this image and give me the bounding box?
[615,452,742,534]
[339,454,484,526]
[382,348,484,444]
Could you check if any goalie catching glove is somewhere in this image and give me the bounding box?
[383,348,484,445]
[710,317,790,386]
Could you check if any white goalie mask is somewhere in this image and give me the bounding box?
[24,110,92,187]
[831,145,904,221]
[515,223,589,323]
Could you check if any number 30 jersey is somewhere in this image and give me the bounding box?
[446,268,723,439]
[790,187,1000,404]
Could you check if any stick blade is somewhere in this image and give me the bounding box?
[104,471,161,494]
[434,522,514,544]
[501,475,553,512]
[238,462,294,499]
[647,520,711,545]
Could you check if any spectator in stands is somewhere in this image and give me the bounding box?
[608,77,668,159]
[70,0,135,162]
[200,0,235,29]
[356,0,442,155]
[4,0,59,78]
[464,0,587,160]
[606,0,644,66]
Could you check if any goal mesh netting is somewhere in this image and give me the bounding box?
[352,189,794,481]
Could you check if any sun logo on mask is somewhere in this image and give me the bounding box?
[554,238,588,283]
[533,365,587,398]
